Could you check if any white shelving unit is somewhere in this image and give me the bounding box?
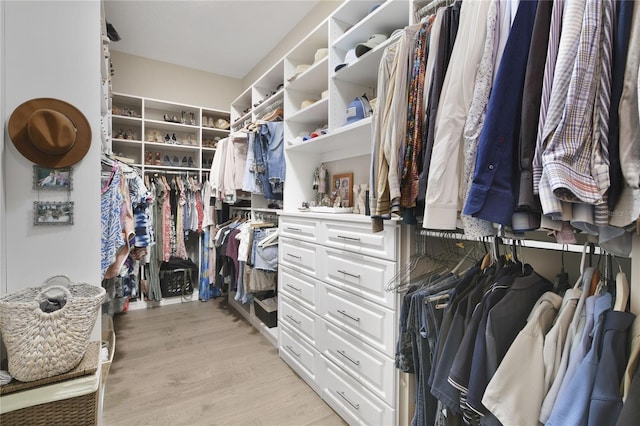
[109,93,230,310]
[110,93,229,174]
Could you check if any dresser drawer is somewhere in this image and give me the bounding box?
[322,247,396,308]
[279,266,318,312]
[321,220,397,260]
[279,325,322,394]
[279,216,319,243]
[320,320,396,407]
[279,294,319,347]
[279,237,320,277]
[321,356,395,426]
[318,282,396,356]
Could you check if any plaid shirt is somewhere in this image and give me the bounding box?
[542,0,609,206]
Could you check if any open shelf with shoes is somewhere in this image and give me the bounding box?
[110,92,229,178]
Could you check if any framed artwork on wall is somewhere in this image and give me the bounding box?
[332,172,353,207]
[33,201,74,226]
[33,166,73,190]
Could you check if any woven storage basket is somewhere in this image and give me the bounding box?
[0,276,106,382]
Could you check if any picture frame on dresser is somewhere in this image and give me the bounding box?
[333,173,353,207]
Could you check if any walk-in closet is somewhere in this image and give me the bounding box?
[1,0,639,425]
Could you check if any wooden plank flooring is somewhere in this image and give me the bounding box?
[103,298,346,426]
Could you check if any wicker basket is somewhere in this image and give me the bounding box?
[0,276,106,382]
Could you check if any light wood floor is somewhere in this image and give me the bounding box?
[103,298,346,426]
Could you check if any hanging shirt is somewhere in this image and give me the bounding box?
[482,291,562,426]
[546,293,612,426]
[422,0,491,230]
[462,0,538,226]
[610,3,640,227]
[459,0,500,239]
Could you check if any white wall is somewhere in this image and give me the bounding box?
[242,0,343,88]
[3,0,101,312]
[110,50,242,110]
[1,0,5,296]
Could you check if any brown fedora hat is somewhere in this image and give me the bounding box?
[8,98,91,168]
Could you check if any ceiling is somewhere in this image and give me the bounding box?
[103,1,321,79]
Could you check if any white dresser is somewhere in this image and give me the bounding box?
[278,212,402,426]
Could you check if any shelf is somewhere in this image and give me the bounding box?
[232,110,253,129]
[285,57,329,95]
[112,115,142,123]
[253,89,284,117]
[286,98,328,125]
[286,116,371,161]
[331,0,409,52]
[332,33,400,87]
[145,119,200,132]
[111,137,143,145]
[202,146,217,152]
[144,141,200,152]
[202,127,230,135]
[144,164,200,172]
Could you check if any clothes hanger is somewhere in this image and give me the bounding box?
[258,228,279,248]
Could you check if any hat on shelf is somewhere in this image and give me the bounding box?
[335,48,357,72]
[344,95,372,126]
[313,48,328,64]
[288,64,311,81]
[300,99,319,110]
[214,118,230,130]
[355,33,388,57]
[8,97,91,168]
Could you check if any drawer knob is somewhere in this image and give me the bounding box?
[285,283,302,292]
[337,269,361,279]
[337,349,360,366]
[336,390,360,410]
[286,227,302,232]
[285,345,301,358]
[336,309,360,322]
[286,253,302,259]
[285,314,301,325]
[337,235,361,242]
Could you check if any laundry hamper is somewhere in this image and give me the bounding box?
[0,276,106,382]
[0,341,101,426]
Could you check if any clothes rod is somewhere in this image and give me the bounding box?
[145,169,195,175]
[418,230,607,256]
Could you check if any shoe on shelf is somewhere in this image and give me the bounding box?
[188,157,194,168]
[181,156,188,167]
[155,152,162,165]
[165,133,171,144]
[163,113,171,122]
[145,152,153,165]
[114,129,124,139]
[146,130,155,142]
[172,133,178,144]
[208,117,215,128]
[154,131,163,143]
[163,155,171,166]
[172,156,180,167]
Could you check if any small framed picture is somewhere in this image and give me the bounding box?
[33,201,74,226]
[333,172,354,207]
[33,166,73,190]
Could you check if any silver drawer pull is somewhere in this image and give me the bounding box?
[285,345,301,358]
[337,349,360,366]
[286,253,301,259]
[285,227,302,232]
[286,283,301,292]
[336,391,360,410]
[337,309,360,322]
[285,314,301,325]
[337,235,361,242]
[337,269,360,279]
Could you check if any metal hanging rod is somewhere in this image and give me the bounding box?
[418,230,606,255]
